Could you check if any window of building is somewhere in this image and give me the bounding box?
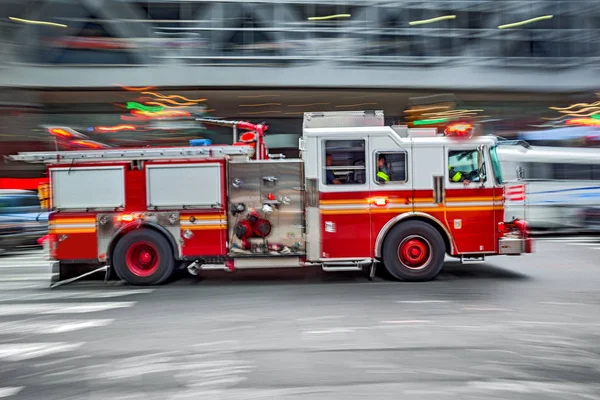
[448,149,486,183]
[323,140,366,185]
[374,151,407,184]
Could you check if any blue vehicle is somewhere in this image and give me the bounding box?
[0,189,49,253]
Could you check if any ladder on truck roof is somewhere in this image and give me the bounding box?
[5,145,255,164]
[303,110,385,129]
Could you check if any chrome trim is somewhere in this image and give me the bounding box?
[319,257,373,263]
[374,212,455,258]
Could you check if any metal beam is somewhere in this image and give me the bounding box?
[81,0,153,63]
[2,63,599,92]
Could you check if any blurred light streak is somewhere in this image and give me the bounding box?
[498,15,553,29]
[113,85,156,91]
[550,101,600,111]
[141,92,206,102]
[239,103,281,107]
[49,128,73,138]
[308,14,351,21]
[405,104,455,113]
[126,102,164,112]
[335,103,377,108]
[128,110,192,119]
[95,125,136,132]
[149,98,201,107]
[8,17,67,28]
[557,108,600,116]
[71,140,106,149]
[566,118,600,127]
[145,101,194,109]
[413,118,450,125]
[424,109,484,116]
[288,103,329,107]
[409,15,456,26]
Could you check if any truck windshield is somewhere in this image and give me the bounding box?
[489,146,503,185]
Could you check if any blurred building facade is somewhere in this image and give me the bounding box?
[0,0,599,180]
[0,0,598,90]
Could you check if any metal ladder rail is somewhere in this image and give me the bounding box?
[5,145,255,164]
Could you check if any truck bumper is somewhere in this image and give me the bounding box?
[498,237,534,255]
[50,261,60,285]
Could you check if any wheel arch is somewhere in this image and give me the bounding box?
[374,212,454,258]
[107,222,180,263]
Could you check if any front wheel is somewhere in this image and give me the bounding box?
[382,221,445,282]
[112,228,175,285]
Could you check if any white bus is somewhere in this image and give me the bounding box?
[496,144,600,230]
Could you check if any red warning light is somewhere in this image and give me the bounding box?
[444,123,473,138]
[239,132,257,142]
[267,193,276,201]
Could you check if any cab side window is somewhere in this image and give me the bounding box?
[374,151,407,184]
[323,140,366,185]
[448,149,486,183]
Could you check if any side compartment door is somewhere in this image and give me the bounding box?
[319,137,371,259]
[368,135,413,252]
[445,145,496,253]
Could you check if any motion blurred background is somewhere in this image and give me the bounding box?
[0,0,599,239]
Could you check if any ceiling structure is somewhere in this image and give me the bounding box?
[0,0,598,90]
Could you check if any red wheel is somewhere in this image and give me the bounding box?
[113,228,175,285]
[398,236,432,270]
[125,241,160,277]
[382,221,445,281]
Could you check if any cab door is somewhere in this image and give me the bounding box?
[318,137,371,259]
[444,144,496,254]
[368,135,413,251]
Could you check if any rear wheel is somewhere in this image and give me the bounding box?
[112,228,175,285]
[382,221,445,282]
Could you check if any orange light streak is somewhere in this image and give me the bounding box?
[49,128,72,138]
[141,92,206,102]
[566,118,600,126]
[114,85,156,91]
[71,140,104,149]
[96,125,136,132]
[148,98,200,106]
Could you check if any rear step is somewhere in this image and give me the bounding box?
[460,255,485,264]
[321,265,364,272]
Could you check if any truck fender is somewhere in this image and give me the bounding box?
[374,212,455,258]
[106,221,181,262]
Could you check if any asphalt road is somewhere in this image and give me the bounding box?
[1,236,600,400]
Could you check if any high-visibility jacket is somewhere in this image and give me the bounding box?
[377,166,390,182]
[449,166,463,182]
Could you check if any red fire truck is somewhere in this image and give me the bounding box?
[6,111,533,286]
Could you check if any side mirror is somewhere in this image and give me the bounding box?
[477,145,485,187]
[516,166,525,181]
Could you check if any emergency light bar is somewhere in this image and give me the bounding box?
[444,122,474,138]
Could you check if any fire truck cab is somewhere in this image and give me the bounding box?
[6,110,533,286]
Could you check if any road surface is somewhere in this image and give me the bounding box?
[0,236,599,399]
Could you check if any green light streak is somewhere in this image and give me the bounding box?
[126,102,164,112]
[413,118,449,125]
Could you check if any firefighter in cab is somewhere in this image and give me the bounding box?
[448,165,471,186]
[325,154,342,185]
[376,155,390,183]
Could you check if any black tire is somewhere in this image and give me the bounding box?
[382,221,445,282]
[112,228,175,286]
